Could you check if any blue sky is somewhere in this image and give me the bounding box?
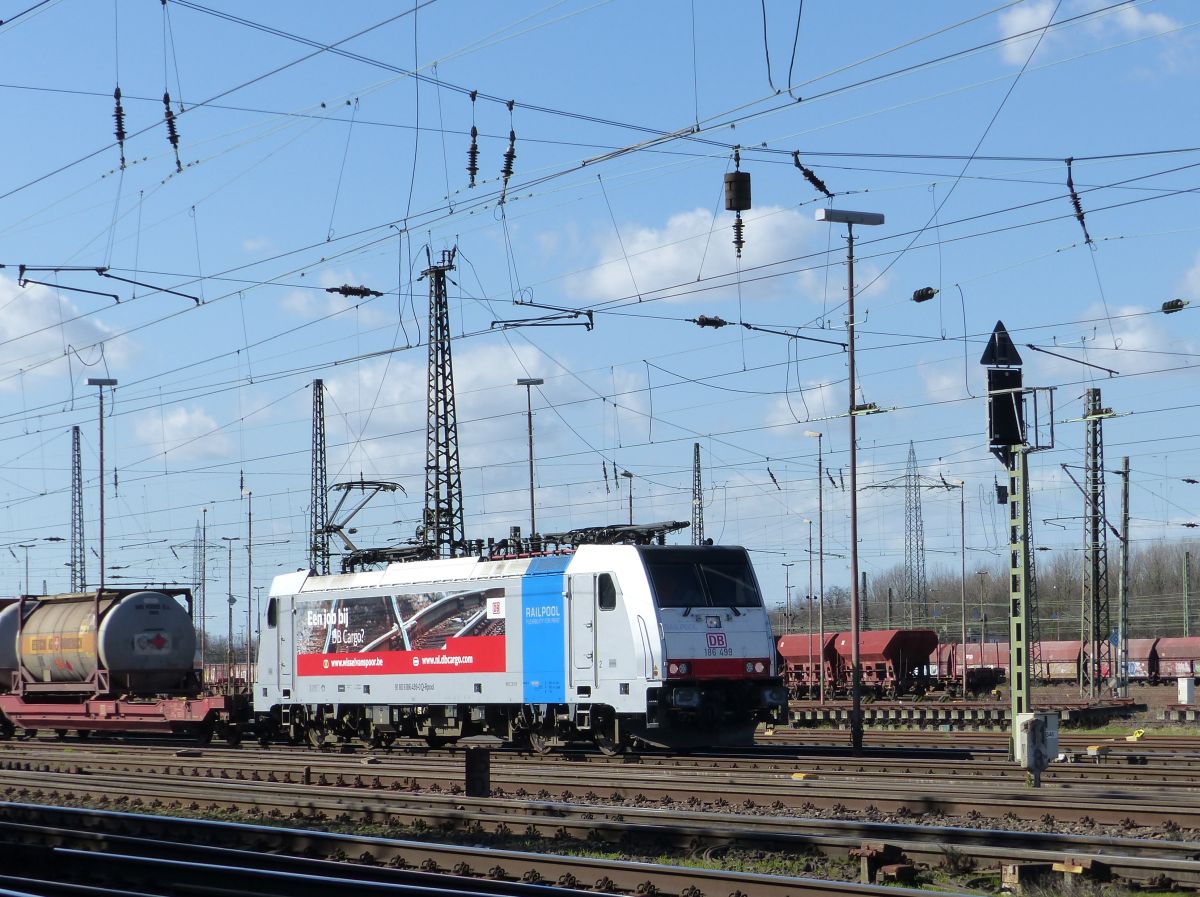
[0,0,1197,635]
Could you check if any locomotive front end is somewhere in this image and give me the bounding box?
[640,546,786,745]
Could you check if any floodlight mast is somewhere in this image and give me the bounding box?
[815,208,884,755]
[816,208,885,227]
[86,377,117,593]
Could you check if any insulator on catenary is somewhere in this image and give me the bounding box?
[163,92,182,173]
[467,125,479,187]
[113,86,127,170]
[792,151,832,199]
[1065,157,1092,246]
[326,284,383,298]
[693,314,729,328]
[466,90,479,188]
[501,129,516,185]
[725,146,751,259]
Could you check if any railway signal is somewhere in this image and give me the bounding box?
[982,321,1056,781]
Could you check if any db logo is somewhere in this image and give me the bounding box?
[491,600,501,615]
[412,656,420,668]
[706,633,727,649]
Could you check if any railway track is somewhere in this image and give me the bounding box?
[0,802,959,897]
[3,736,1198,791]
[0,739,1199,891]
[2,766,1198,888]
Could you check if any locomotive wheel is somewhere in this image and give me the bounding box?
[527,729,553,755]
[224,727,242,747]
[305,726,323,749]
[195,723,215,746]
[54,729,68,740]
[593,718,627,756]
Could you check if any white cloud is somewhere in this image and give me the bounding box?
[918,362,961,401]
[134,405,233,462]
[1027,302,1195,380]
[998,0,1182,67]
[998,0,1057,66]
[242,236,272,253]
[1182,252,1200,297]
[0,275,131,392]
[1086,2,1180,38]
[321,343,554,477]
[565,205,824,304]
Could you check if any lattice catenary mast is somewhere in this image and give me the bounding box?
[70,425,85,591]
[421,249,466,558]
[903,441,928,625]
[310,378,330,575]
[691,442,703,545]
[1080,387,1114,696]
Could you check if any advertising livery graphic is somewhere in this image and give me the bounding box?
[295,588,506,676]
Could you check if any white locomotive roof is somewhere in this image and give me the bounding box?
[272,552,571,596]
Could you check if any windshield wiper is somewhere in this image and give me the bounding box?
[730,606,742,617]
[682,606,692,617]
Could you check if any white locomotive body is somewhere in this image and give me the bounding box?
[254,544,786,751]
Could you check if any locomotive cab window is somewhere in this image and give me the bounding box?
[597,573,618,611]
[266,597,278,628]
[641,546,763,610]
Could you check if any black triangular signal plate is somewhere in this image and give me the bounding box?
[980,321,1022,366]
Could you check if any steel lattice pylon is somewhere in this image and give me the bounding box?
[1080,387,1113,696]
[421,249,466,558]
[903,442,928,625]
[70,425,85,591]
[691,443,703,545]
[309,378,330,575]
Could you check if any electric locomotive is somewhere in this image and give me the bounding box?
[253,541,786,752]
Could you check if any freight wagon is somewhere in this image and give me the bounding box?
[1154,637,1200,679]
[0,588,242,741]
[776,632,834,698]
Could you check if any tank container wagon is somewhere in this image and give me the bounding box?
[0,588,243,741]
[253,542,787,753]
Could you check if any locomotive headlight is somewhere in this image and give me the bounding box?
[678,662,689,675]
[671,687,702,708]
[669,662,679,675]
[762,684,788,707]
[745,661,754,673]
[754,661,765,674]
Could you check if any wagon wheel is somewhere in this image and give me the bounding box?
[194,722,215,746]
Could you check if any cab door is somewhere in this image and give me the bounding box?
[570,574,596,686]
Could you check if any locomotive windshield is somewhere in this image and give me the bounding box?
[639,546,763,610]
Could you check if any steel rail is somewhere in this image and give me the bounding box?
[0,761,1197,887]
[0,803,957,897]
